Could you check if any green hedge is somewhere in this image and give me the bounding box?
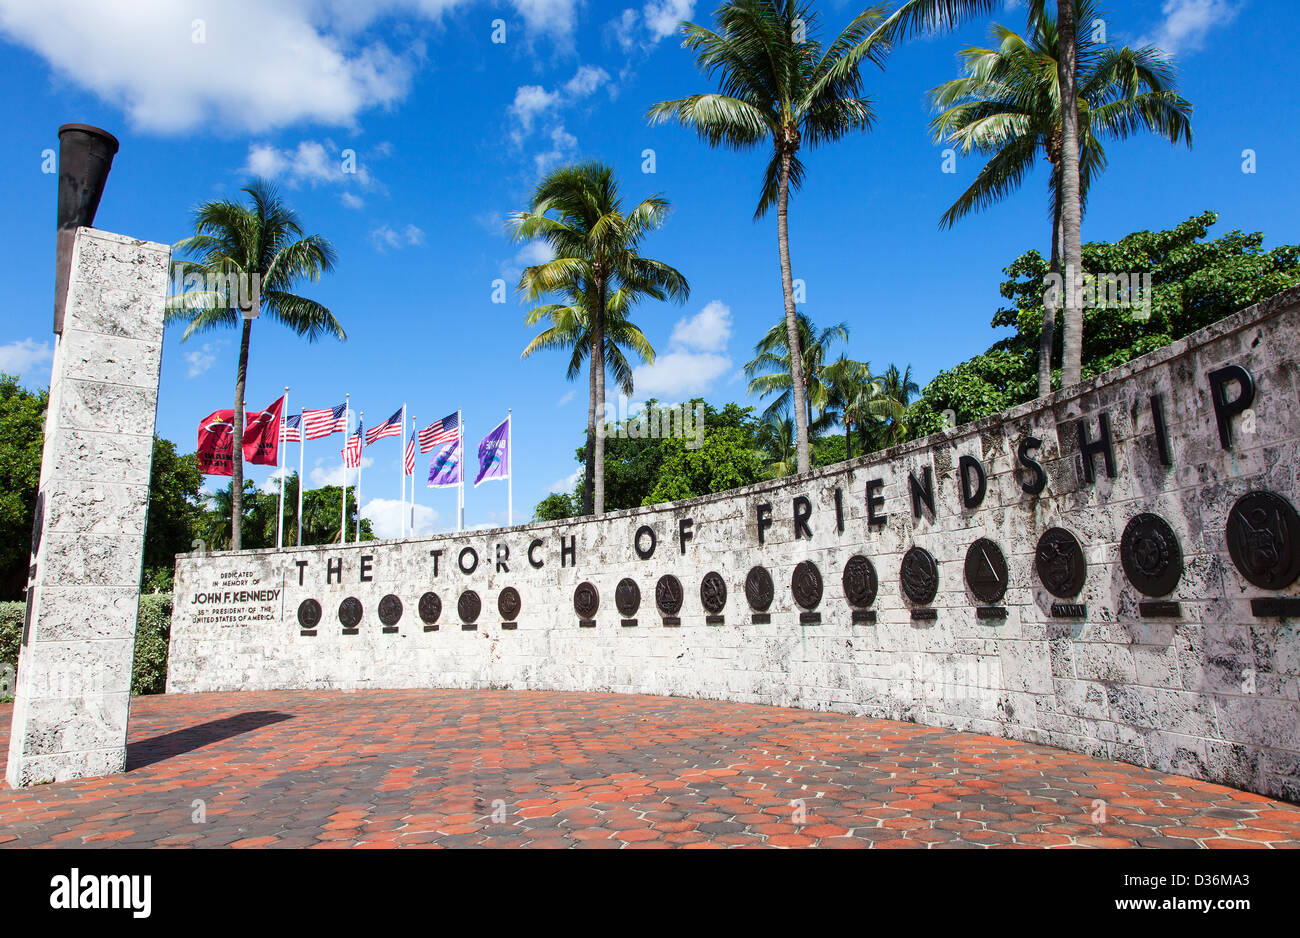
[0,594,172,697]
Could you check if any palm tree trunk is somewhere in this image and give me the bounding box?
[1057,0,1084,387]
[845,422,852,460]
[231,317,252,550]
[1039,169,1062,398]
[593,280,608,516]
[583,334,596,516]
[777,148,810,475]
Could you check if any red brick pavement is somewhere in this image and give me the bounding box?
[1,690,1297,849]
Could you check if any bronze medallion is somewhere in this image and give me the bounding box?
[297,598,322,629]
[338,596,363,628]
[1226,491,1300,590]
[573,581,599,618]
[1121,513,1183,596]
[615,578,641,616]
[378,594,403,626]
[700,572,727,614]
[791,560,823,609]
[655,575,684,615]
[900,547,939,605]
[498,587,521,620]
[744,565,774,611]
[841,555,878,608]
[418,591,442,625]
[964,538,1008,604]
[457,590,481,623]
[1035,527,1086,598]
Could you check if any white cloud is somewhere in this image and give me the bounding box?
[563,65,611,99]
[1136,0,1240,56]
[556,389,575,406]
[610,0,693,50]
[341,191,364,209]
[0,337,53,379]
[642,0,693,41]
[244,140,375,193]
[632,300,733,398]
[259,466,292,494]
[508,84,562,143]
[362,497,439,539]
[548,468,580,494]
[371,223,426,251]
[499,238,554,285]
[184,341,222,378]
[669,299,732,351]
[0,1,588,134]
[310,455,373,488]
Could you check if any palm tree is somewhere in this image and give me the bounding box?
[873,363,918,446]
[168,180,342,550]
[929,1,1191,395]
[822,357,904,459]
[520,282,658,513]
[510,162,689,516]
[879,0,1087,384]
[760,411,798,479]
[648,0,892,476]
[745,312,848,432]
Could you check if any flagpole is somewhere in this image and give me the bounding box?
[296,407,304,547]
[458,409,464,533]
[277,386,288,550]
[507,407,512,527]
[356,410,364,542]
[409,414,417,536]
[341,394,350,545]
[400,402,407,539]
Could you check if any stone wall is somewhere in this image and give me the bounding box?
[168,287,1300,801]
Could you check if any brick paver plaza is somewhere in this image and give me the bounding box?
[2,689,1298,848]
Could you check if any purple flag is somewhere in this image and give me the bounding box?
[427,437,462,488]
[474,417,509,487]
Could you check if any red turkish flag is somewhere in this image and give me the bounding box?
[196,410,236,476]
[243,394,284,465]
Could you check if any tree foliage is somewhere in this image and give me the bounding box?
[0,376,47,600]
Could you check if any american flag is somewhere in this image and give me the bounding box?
[366,408,404,445]
[343,423,363,469]
[404,435,415,476]
[419,412,459,452]
[303,403,347,440]
[283,413,302,443]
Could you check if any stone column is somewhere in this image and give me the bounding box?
[5,227,169,788]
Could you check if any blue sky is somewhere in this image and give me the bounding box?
[0,0,1291,535]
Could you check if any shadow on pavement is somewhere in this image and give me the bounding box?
[126,711,293,770]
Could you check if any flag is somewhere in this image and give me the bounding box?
[343,422,363,469]
[404,435,415,476]
[427,438,462,488]
[419,412,459,452]
[474,416,510,487]
[196,410,235,476]
[283,413,302,443]
[303,403,347,439]
[243,394,285,465]
[366,408,404,445]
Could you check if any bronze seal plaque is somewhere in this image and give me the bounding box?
[498,587,521,620]
[900,547,939,605]
[1226,491,1300,590]
[791,560,823,609]
[418,591,442,625]
[297,598,322,629]
[1121,513,1183,596]
[378,594,403,626]
[338,597,363,628]
[655,575,684,616]
[842,555,878,608]
[457,590,481,623]
[700,572,727,614]
[573,581,600,618]
[1036,527,1086,599]
[744,565,774,611]
[964,538,1008,604]
[615,578,641,617]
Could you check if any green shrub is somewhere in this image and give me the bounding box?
[0,594,172,697]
